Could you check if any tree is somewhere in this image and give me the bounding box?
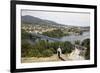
[61,41,74,54]
[21,40,33,57]
[21,29,30,39]
[81,39,90,59]
[75,40,80,45]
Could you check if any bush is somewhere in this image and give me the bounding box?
[42,29,67,38]
[21,39,74,57]
[27,49,41,57]
[81,39,90,60]
[75,40,80,45]
[41,49,53,57]
[61,41,74,54]
[21,40,33,57]
[26,48,53,57]
[21,29,30,39]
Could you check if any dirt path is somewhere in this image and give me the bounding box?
[68,48,85,60]
[21,54,69,63]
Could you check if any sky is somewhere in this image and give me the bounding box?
[21,10,90,27]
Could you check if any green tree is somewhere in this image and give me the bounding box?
[21,29,30,39]
[81,39,90,59]
[75,40,80,45]
[21,40,33,57]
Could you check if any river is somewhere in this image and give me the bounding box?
[59,31,90,43]
[30,31,90,44]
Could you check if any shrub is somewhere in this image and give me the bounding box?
[81,39,90,60]
[75,40,80,45]
[27,49,40,57]
[21,39,74,57]
[62,41,74,54]
[41,49,53,57]
[21,29,30,39]
[21,40,33,57]
[42,29,67,38]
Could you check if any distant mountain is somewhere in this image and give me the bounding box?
[22,15,43,24]
[21,15,61,26]
[21,15,90,29]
